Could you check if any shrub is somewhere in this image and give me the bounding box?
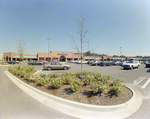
[28,66,34,71]
[93,72,102,80]
[83,75,94,85]
[12,69,18,75]
[8,66,13,71]
[15,70,20,76]
[89,81,107,93]
[0,62,7,65]
[49,78,63,89]
[112,78,125,94]
[19,66,34,73]
[62,75,74,84]
[48,73,58,78]
[83,71,93,76]
[37,77,49,86]
[62,72,75,77]
[13,66,18,70]
[19,70,26,78]
[97,74,112,84]
[70,79,84,92]
[75,71,81,78]
[24,73,32,81]
[40,73,46,78]
[31,74,39,82]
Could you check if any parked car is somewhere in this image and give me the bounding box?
[99,61,113,66]
[112,61,119,65]
[146,61,150,68]
[91,60,101,65]
[122,59,139,69]
[144,61,148,64]
[69,60,76,63]
[77,60,88,64]
[39,60,48,64]
[7,61,15,64]
[88,60,94,64]
[118,61,126,66]
[28,60,43,65]
[73,60,79,63]
[43,61,71,70]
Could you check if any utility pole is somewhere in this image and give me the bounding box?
[47,38,51,62]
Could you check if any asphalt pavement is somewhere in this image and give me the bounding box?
[1,63,150,119]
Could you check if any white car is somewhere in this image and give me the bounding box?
[77,60,88,64]
[122,59,139,69]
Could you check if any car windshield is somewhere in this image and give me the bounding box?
[127,61,133,63]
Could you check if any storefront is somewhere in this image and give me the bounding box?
[37,51,81,62]
[3,52,37,61]
[3,51,131,62]
[3,51,81,62]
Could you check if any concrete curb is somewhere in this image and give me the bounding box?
[5,71,143,119]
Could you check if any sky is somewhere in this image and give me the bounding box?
[0,0,150,56]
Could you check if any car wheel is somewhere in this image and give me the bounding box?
[47,67,51,71]
[64,66,68,70]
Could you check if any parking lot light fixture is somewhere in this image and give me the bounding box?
[47,38,51,62]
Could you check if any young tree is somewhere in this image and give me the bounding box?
[68,14,88,79]
[16,39,26,61]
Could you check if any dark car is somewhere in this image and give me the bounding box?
[146,61,150,68]
[99,61,113,66]
[7,61,15,64]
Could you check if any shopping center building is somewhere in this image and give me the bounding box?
[3,51,81,62]
[3,51,138,62]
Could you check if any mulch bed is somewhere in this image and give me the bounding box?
[12,70,133,106]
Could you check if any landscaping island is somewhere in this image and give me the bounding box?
[8,66,133,105]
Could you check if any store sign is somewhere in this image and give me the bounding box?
[57,53,68,55]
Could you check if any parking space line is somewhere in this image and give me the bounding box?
[141,78,150,89]
[133,77,145,85]
[34,70,40,75]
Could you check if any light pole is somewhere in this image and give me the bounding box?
[120,47,122,60]
[47,38,51,62]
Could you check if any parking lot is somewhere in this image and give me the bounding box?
[2,61,150,118]
[7,62,150,88]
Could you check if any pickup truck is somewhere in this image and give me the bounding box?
[122,59,139,69]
